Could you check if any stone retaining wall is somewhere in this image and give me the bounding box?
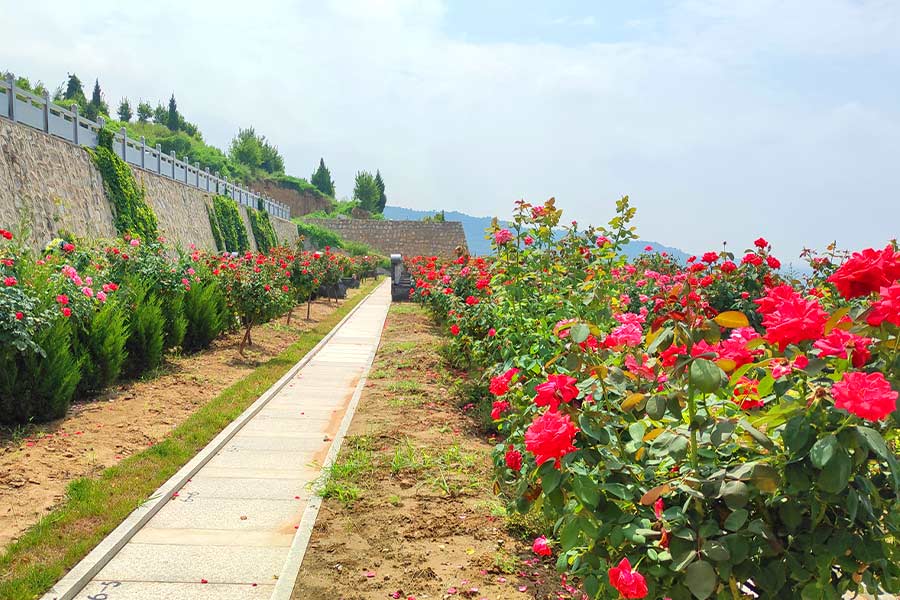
[0,119,298,251]
[303,218,468,258]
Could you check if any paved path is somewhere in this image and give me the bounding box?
[44,280,391,600]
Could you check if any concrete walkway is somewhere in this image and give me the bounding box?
[44,280,391,600]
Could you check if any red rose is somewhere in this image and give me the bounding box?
[489,368,520,396]
[754,237,769,248]
[465,295,479,305]
[721,261,737,273]
[701,251,719,263]
[525,410,578,468]
[0,229,12,240]
[532,535,552,557]
[832,371,897,421]
[608,558,648,599]
[758,289,828,351]
[15,311,23,320]
[766,255,781,269]
[63,243,75,253]
[505,446,522,471]
[813,329,872,368]
[450,324,460,336]
[534,374,579,411]
[487,327,497,337]
[742,253,763,266]
[3,276,16,286]
[867,284,900,327]
[61,307,72,317]
[491,400,510,420]
[827,245,900,299]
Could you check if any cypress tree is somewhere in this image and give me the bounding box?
[374,170,387,213]
[167,94,179,131]
[311,158,335,197]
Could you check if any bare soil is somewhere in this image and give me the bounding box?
[0,293,360,548]
[292,305,577,600]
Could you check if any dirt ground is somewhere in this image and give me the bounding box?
[0,291,362,548]
[292,304,580,600]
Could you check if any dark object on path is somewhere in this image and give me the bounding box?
[390,254,412,302]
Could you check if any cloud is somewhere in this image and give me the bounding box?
[2,0,898,260]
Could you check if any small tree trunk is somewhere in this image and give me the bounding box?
[306,299,312,320]
[285,306,293,325]
[239,323,252,356]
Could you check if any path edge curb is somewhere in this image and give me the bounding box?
[40,279,388,600]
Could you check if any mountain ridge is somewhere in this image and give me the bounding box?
[383,205,690,261]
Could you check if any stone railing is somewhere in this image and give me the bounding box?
[0,74,290,220]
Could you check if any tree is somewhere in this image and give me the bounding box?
[85,78,108,121]
[63,73,86,107]
[136,101,152,123]
[229,127,263,170]
[167,94,179,131]
[117,98,133,122]
[374,170,387,213]
[353,171,381,213]
[152,102,167,125]
[310,158,335,197]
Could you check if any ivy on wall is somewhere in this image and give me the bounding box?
[247,207,278,253]
[207,204,225,252]
[210,195,249,253]
[89,128,158,240]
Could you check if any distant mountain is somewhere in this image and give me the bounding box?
[383,205,689,262]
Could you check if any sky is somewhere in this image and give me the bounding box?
[3,0,899,260]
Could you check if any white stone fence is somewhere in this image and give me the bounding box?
[0,74,290,220]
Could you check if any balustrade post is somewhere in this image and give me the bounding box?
[7,74,16,122]
[42,91,50,132]
[120,127,127,160]
[140,136,146,168]
[71,104,79,144]
[156,144,162,173]
[170,151,176,178]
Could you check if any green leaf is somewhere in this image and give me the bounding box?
[847,487,859,522]
[724,508,748,531]
[810,435,838,469]
[709,421,735,446]
[570,323,590,344]
[572,474,600,508]
[583,575,599,599]
[646,395,666,420]
[783,416,812,454]
[721,480,749,509]
[539,462,562,493]
[628,421,646,442]
[738,420,777,452]
[856,426,890,460]
[817,448,851,494]
[690,359,723,394]
[578,413,609,444]
[778,502,802,531]
[702,539,731,562]
[685,560,718,599]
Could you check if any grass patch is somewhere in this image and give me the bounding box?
[317,436,376,507]
[0,279,382,600]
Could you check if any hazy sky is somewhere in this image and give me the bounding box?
[3,0,899,260]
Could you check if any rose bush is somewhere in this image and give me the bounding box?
[1,231,374,424]
[410,197,899,599]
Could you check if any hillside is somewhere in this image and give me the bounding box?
[383,205,689,261]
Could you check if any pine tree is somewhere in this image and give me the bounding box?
[353,171,381,213]
[167,94,179,131]
[85,78,108,121]
[63,73,86,107]
[310,158,335,197]
[374,170,387,213]
[117,98,133,122]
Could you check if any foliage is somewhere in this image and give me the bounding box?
[136,101,152,123]
[122,278,165,376]
[248,207,278,254]
[88,134,158,241]
[211,195,249,253]
[353,171,382,213]
[72,298,128,396]
[117,97,133,122]
[182,277,227,352]
[229,127,285,175]
[311,158,336,197]
[167,94,179,131]
[423,210,446,223]
[374,170,387,213]
[409,198,900,599]
[295,220,344,249]
[269,174,329,199]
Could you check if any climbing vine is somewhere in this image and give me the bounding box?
[211,195,249,253]
[207,204,225,252]
[247,207,278,253]
[89,128,158,241]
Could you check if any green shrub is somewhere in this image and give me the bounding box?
[343,240,379,256]
[211,195,249,253]
[159,290,187,351]
[89,132,158,241]
[248,207,278,253]
[207,204,224,252]
[123,281,165,376]
[0,319,82,424]
[294,221,343,249]
[73,299,128,396]
[183,279,226,352]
